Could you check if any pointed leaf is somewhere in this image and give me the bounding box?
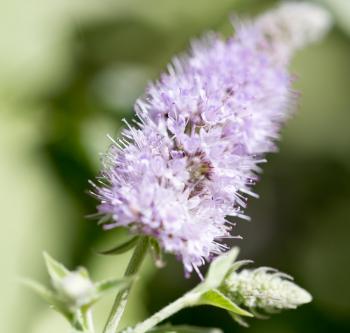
[87,276,135,305]
[203,247,240,289]
[97,236,139,255]
[43,252,70,287]
[199,289,252,317]
[21,278,56,304]
[94,276,134,295]
[229,313,250,327]
[250,308,269,320]
[149,325,223,333]
[226,260,253,276]
[21,278,73,322]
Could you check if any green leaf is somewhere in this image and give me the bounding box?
[199,289,252,317]
[85,276,135,306]
[229,313,249,328]
[225,260,253,277]
[94,276,133,295]
[250,308,269,320]
[21,278,57,304]
[97,236,139,255]
[43,252,70,287]
[21,278,74,322]
[149,325,223,333]
[203,247,240,289]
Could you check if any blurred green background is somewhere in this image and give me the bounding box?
[1,0,349,332]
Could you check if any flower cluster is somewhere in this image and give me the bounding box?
[223,267,312,312]
[94,2,331,274]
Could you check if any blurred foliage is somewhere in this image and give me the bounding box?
[0,0,349,333]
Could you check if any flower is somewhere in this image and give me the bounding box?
[222,267,312,312]
[93,2,331,274]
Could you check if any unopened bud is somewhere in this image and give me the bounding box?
[223,267,312,312]
[59,272,95,308]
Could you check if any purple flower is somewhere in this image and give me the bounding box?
[93,2,331,274]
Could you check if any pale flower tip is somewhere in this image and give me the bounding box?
[256,1,333,62]
[296,286,313,305]
[289,1,333,41]
[223,268,312,312]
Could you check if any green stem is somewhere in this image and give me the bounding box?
[104,237,149,333]
[129,291,201,333]
[79,307,95,333]
[85,309,95,333]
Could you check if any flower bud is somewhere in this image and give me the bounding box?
[223,268,312,312]
[58,272,96,308]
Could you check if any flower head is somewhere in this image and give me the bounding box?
[222,267,312,312]
[94,2,331,274]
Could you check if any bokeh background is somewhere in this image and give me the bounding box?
[1,0,349,332]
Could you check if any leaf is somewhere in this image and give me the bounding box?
[203,247,240,290]
[199,289,252,317]
[43,252,70,287]
[229,313,249,328]
[94,276,134,295]
[21,278,57,304]
[225,260,253,277]
[97,236,139,255]
[21,278,73,322]
[149,325,223,333]
[250,308,269,320]
[84,276,135,306]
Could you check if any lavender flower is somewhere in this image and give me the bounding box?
[93,2,331,274]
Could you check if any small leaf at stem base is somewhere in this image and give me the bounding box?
[199,289,252,317]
